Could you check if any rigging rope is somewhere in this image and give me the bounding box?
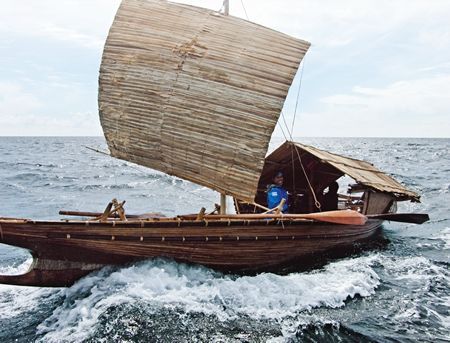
[293,144,322,211]
[276,51,320,211]
[85,147,217,208]
[287,58,320,210]
[291,145,296,198]
[279,109,322,211]
[279,110,322,210]
[123,163,218,207]
[291,59,306,134]
[219,1,225,13]
[276,119,289,142]
[240,0,250,20]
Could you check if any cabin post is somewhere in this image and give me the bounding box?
[223,0,229,15]
[220,194,227,214]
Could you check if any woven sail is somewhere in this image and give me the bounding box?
[99,0,310,202]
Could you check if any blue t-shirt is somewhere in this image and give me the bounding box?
[267,185,289,213]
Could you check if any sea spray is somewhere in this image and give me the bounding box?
[36,255,380,342]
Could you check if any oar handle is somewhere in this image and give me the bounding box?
[367,213,429,224]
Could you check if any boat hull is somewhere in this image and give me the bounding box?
[0,218,383,287]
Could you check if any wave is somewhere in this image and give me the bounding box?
[33,252,450,343]
[431,227,450,249]
[36,256,380,342]
[0,258,59,320]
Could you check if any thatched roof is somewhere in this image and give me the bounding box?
[260,141,420,202]
[98,0,310,202]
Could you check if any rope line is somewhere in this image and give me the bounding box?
[291,145,296,196]
[293,144,322,210]
[276,53,320,211]
[277,120,289,142]
[125,163,217,206]
[279,111,322,211]
[85,147,217,208]
[240,0,250,20]
[291,59,306,134]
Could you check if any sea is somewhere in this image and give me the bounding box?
[0,136,449,343]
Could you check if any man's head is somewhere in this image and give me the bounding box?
[273,171,284,186]
[329,181,339,193]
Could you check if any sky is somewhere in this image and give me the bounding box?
[0,0,449,137]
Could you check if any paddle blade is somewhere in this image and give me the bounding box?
[367,213,430,224]
[305,210,368,225]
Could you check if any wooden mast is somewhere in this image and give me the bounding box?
[224,0,229,15]
[219,0,230,215]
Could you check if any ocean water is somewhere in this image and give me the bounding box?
[0,136,449,343]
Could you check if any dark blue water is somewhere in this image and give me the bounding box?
[0,137,449,342]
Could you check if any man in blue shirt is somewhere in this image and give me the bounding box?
[267,171,289,213]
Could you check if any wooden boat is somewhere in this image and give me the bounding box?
[0,0,428,287]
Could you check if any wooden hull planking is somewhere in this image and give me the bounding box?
[0,218,383,287]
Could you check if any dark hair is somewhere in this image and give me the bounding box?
[274,171,283,178]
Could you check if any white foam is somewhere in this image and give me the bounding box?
[0,257,33,276]
[382,255,446,287]
[441,296,450,329]
[0,258,59,320]
[37,256,380,342]
[439,183,450,194]
[433,227,450,249]
[382,255,450,333]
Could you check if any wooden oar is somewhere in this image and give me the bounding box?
[181,210,368,225]
[367,213,429,224]
[60,209,367,225]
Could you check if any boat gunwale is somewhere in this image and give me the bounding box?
[0,218,383,241]
[0,217,383,228]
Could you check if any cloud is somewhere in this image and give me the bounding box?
[0,111,102,136]
[0,0,121,48]
[322,76,450,115]
[1,0,450,137]
[0,79,101,136]
[289,74,450,137]
[173,0,449,51]
[0,81,42,116]
[39,24,104,49]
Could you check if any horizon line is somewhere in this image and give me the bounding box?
[0,135,449,139]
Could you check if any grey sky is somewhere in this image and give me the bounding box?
[0,0,449,137]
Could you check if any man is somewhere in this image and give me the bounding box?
[322,181,339,211]
[267,171,289,213]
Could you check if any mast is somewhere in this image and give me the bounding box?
[219,0,230,215]
[223,0,229,16]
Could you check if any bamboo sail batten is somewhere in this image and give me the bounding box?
[99,0,310,202]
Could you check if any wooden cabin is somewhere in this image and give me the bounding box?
[235,141,419,215]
